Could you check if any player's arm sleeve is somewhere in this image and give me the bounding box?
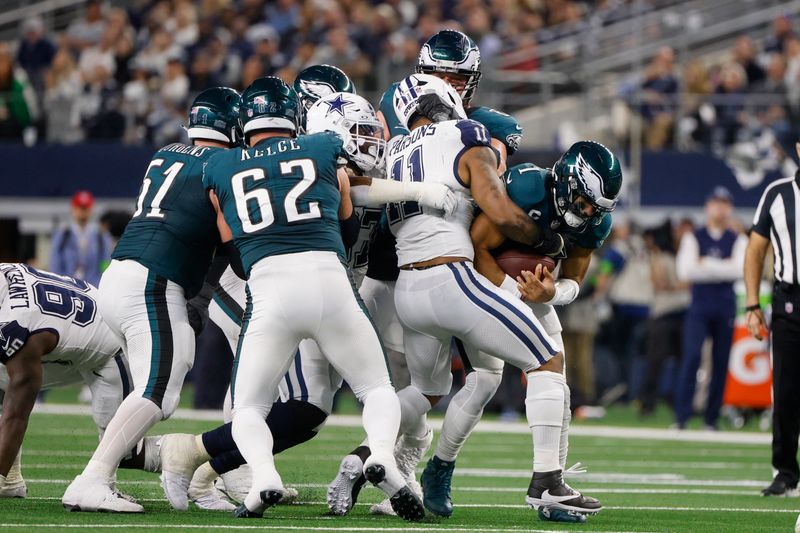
[339,211,360,251]
[0,332,49,476]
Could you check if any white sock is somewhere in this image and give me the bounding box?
[436,371,501,462]
[560,381,571,470]
[232,406,281,511]
[525,371,565,473]
[397,386,431,439]
[84,395,162,480]
[361,386,401,460]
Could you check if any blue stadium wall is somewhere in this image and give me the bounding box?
[0,144,786,209]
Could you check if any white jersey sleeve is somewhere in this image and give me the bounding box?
[0,263,119,370]
[386,119,494,266]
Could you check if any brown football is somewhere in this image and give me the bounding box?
[494,248,557,279]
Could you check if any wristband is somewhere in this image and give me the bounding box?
[745,304,761,312]
[500,274,522,299]
[544,278,580,306]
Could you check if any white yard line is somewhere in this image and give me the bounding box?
[31,404,771,445]
[0,525,655,533]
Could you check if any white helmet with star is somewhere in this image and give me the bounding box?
[306,92,386,174]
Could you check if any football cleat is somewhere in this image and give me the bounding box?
[232,489,283,518]
[394,427,433,482]
[538,507,588,523]
[0,450,26,498]
[62,474,144,513]
[278,487,299,505]
[761,477,799,497]
[189,463,236,511]
[217,464,252,504]
[364,458,425,521]
[370,480,422,516]
[525,470,601,515]
[159,433,208,511]
[420,455,455,517]
[327,454,366,516]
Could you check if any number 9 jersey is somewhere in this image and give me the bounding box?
[387,119,494,266]
[0,263,119,368]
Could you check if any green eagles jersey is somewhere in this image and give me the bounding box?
[113,143,222,298]
[203,132,346,274]
[379,82,522,154]
[503,162,612,252]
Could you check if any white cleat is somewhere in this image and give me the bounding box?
[159,433,206,511]
[278,487,299,505]
[62,474,144,513]
[327,454,366,516]
[394,427,432,481]
[190,488,237,511]
[216,464,252,505]
[0,477,27,498]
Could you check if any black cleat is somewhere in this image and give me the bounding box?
[231,490,283,518]
[525,470,601,515]
[365,464,425,522]
[761,477,799,497]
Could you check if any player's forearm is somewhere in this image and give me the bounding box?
[0,385,37,476]
[494,211,539,246]
[474,247,506,287]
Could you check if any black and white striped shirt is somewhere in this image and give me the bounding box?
[752,173,800,285]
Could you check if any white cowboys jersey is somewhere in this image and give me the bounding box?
[386,119,493,265]
[0,263,119,374]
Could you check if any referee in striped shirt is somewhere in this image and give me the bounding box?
[745,155,800,497]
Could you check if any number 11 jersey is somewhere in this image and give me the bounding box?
[112,143,222,298]
[387,119,494,266]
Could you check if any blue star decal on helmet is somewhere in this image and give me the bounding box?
[324,94,353,117]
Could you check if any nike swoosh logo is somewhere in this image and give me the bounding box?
[540,489,577,503]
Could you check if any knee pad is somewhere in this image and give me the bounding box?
[460,370,503,409]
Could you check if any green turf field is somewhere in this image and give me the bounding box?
[2,408,797,532]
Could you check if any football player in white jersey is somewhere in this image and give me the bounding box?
[383,74,599,517]
[0,263,159,499]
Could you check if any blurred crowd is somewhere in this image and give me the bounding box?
[0,0,631,146]
[621,15,800,156]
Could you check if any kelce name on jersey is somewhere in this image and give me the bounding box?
[240,138,302,161]
[388,123,438,158]
[1,264,30,310]
[161,143,214,158]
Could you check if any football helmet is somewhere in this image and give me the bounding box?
[239,76,301,139]
[306,92,386,173]
[551,141,622,229]
[393,73,466,131]
[293,65,356,132]
[186,87,241,145]
[416,30,481,105]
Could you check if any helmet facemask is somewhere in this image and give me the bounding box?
[416,65,481,106]
[344,121,386,174]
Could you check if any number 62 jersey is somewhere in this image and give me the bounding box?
[0,263,119,374]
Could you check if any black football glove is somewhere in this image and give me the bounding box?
[532,228,565,258]
[417,92,460,123]
[186,283,212,336]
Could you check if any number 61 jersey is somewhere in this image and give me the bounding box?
[0,263,119,369]
[387,119,493,266]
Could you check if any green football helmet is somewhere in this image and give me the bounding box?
[551,141,623,229]
[293,65,356,110]
[239,76,301,140]
[186,87,242,145]
[416,30,482,104]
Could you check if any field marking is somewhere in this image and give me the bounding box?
[31,404,771,445]
[0,525,655,533]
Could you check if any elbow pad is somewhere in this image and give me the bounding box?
[339,211,360,252]
[544,278,580,306]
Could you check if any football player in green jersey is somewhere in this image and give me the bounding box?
[421,141,621,522]
[62,87,241,514]
[203,77,425,521]
[378,29,523,172]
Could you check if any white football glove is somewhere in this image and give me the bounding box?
[412,182,457,218]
